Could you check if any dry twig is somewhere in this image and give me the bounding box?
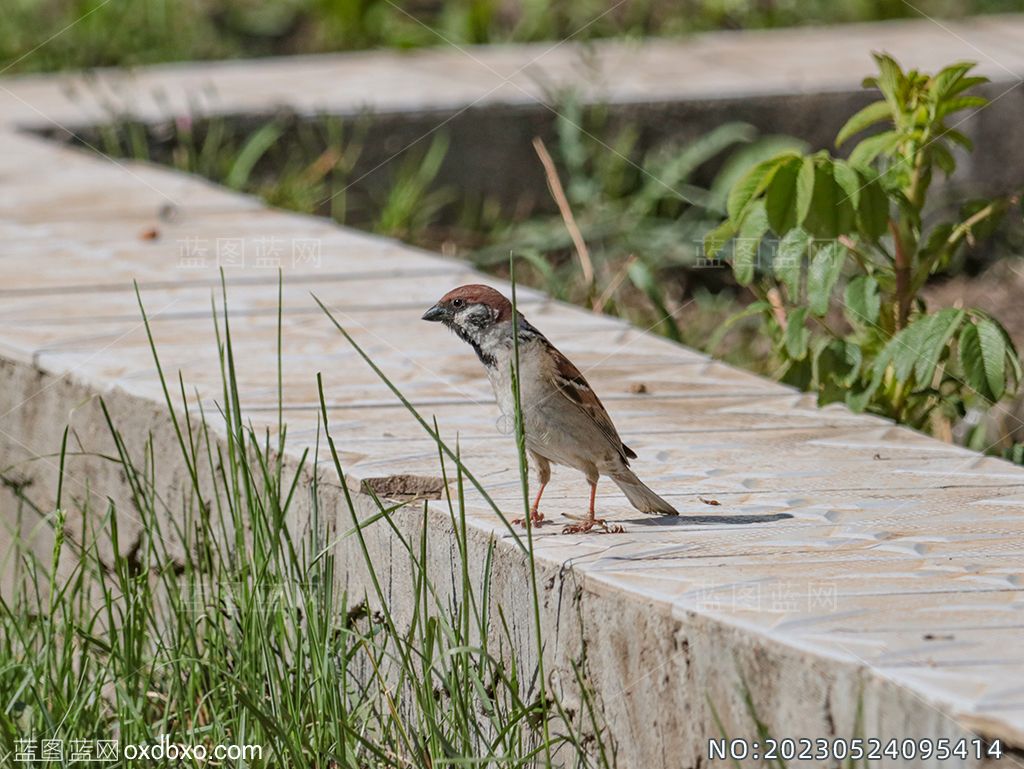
[532,136,595,292]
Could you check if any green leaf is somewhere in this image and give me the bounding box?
[919,221,955,273]
[784,307,810,360]
[842,341,864,386]
[765,157,802,234]
[945,129,974,152]
[959,319,1007,402]
[930,62,973,98]
[846,373,879,411]
[226,121,285,189]
[936,94,987,119]
[836,100,892,147]
[703,218,736,261]
[886,320,928,384]
[872,53,907,109]
[913,308,965,385]
[727,156,785,221]
[780,357,813,390]
[646,122,756,185]
[931,62,986,100]
[833,160,861,209]
[709,137,809,211]
[855,333,893,407]
[992,318,1023,382]
[848,130,900,169]
[634,122,756,214]
[795,156,815,225]
[856,173,890,240]
[803,162,836,238]
[845,389,870,412]
[943,75,988,98]
[932,143,956,177]
[804,161,856,239]
[807,241,844,316]
[774,227,810,299]
[843,275,880,328]
[814,339,858,405]
[977,318,1008,401]
[732,201,769,286]
[959,321,987,400]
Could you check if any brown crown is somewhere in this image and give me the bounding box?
[438,284,514,320]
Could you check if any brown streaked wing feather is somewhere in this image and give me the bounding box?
[544,343,636,463]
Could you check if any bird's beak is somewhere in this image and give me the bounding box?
[421,304,447,322]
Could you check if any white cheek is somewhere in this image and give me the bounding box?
[454,307,488,331]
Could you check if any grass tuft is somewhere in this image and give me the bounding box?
[0,276,612,767]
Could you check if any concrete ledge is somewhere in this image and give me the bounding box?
[2,20,1024,767]
[3,347,1011,769]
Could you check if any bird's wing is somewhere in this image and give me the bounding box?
[542,341,636,463]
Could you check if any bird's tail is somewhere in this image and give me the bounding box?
[611,469,677,515]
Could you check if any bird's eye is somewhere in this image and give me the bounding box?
[452,298,464,309]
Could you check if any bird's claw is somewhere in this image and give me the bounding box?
[512,510,545,528]
[561,517,624,535]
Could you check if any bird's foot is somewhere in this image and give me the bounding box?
[512,510,545,528]
[561,515,624,535]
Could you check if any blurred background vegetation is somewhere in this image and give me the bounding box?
[2,0,1023,73]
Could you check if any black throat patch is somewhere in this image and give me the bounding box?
[449,322,496,367]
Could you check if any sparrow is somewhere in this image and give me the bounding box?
[422,284,677,534]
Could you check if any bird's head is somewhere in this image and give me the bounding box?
[422,284,514,339]
[421,285,522,365]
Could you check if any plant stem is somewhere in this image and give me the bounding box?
[766,287,787,330]
[889,220,912,330]
[947,195,1016,250]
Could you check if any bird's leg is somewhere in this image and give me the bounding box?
[515,453,550,528]
[530,482,546,525]
[513,481,547,528]
[562,482,624,534]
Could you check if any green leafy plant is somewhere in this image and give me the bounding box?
[707,54,1022,434]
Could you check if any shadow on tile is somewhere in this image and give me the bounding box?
[625,512,794,526]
